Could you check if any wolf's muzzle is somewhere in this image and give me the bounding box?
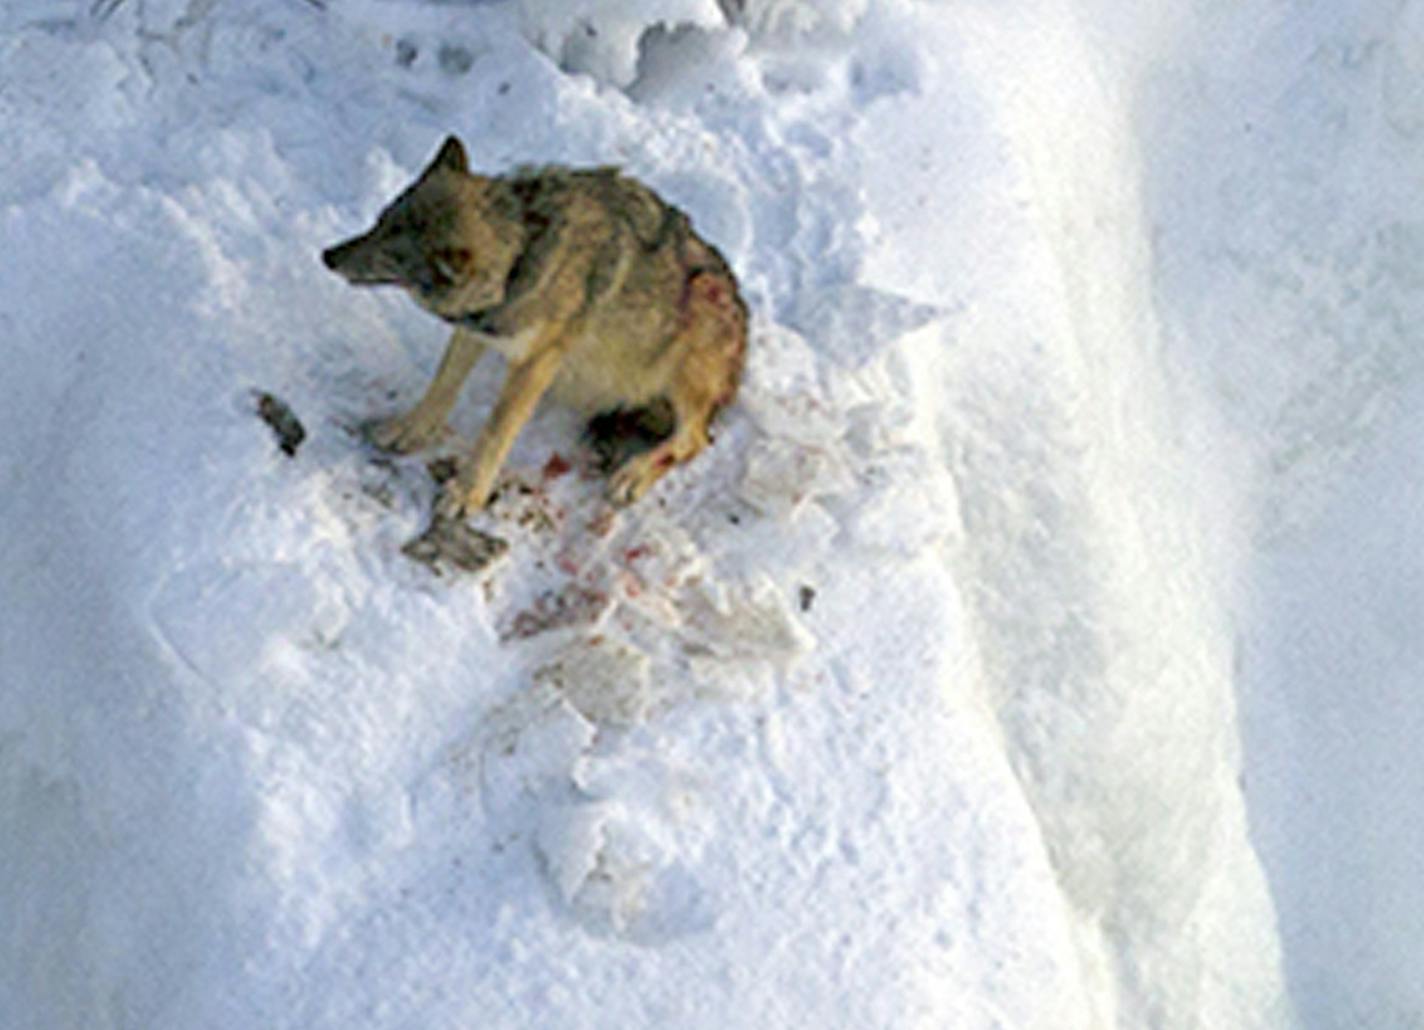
[321,240,354,271]
[321,237,400,286]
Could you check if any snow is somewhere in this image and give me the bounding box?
[2,1,1420,1027]
[1137,3,1424,1024]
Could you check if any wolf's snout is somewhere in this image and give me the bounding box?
[322,236,394,285]
[321,242,349,271]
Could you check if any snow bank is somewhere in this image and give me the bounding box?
[850,7,1286,1025]
[17,0,1419,1027]
[1137,2,1424,1025]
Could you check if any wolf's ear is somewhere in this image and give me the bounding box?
[427,135,469,176]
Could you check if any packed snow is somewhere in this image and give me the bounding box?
[2,1,1420,1027]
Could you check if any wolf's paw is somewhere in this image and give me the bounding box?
[607,449,677,508]
[434,478,492,523]
[434,484,475,522]
[365,413,441,454]
[606,459,652,508]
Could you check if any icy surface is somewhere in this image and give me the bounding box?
[1,1,1419,1028]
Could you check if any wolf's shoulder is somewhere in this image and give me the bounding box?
[498,165,683,248]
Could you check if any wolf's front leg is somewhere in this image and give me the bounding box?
[436,343,564,521]
[368,328,486,453]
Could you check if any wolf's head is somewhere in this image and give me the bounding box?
[322,136,523,318]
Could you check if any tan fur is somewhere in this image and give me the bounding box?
[323,135,747,519]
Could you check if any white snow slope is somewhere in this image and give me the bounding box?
[1,1,1418,1028]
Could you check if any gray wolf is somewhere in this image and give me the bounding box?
[322,136,747,520]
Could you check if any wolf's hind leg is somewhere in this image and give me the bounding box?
[606,273,745,506]
[605,399,710,507]
[369,328,486,453]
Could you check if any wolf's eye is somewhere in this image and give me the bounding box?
[432,247,471,283]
